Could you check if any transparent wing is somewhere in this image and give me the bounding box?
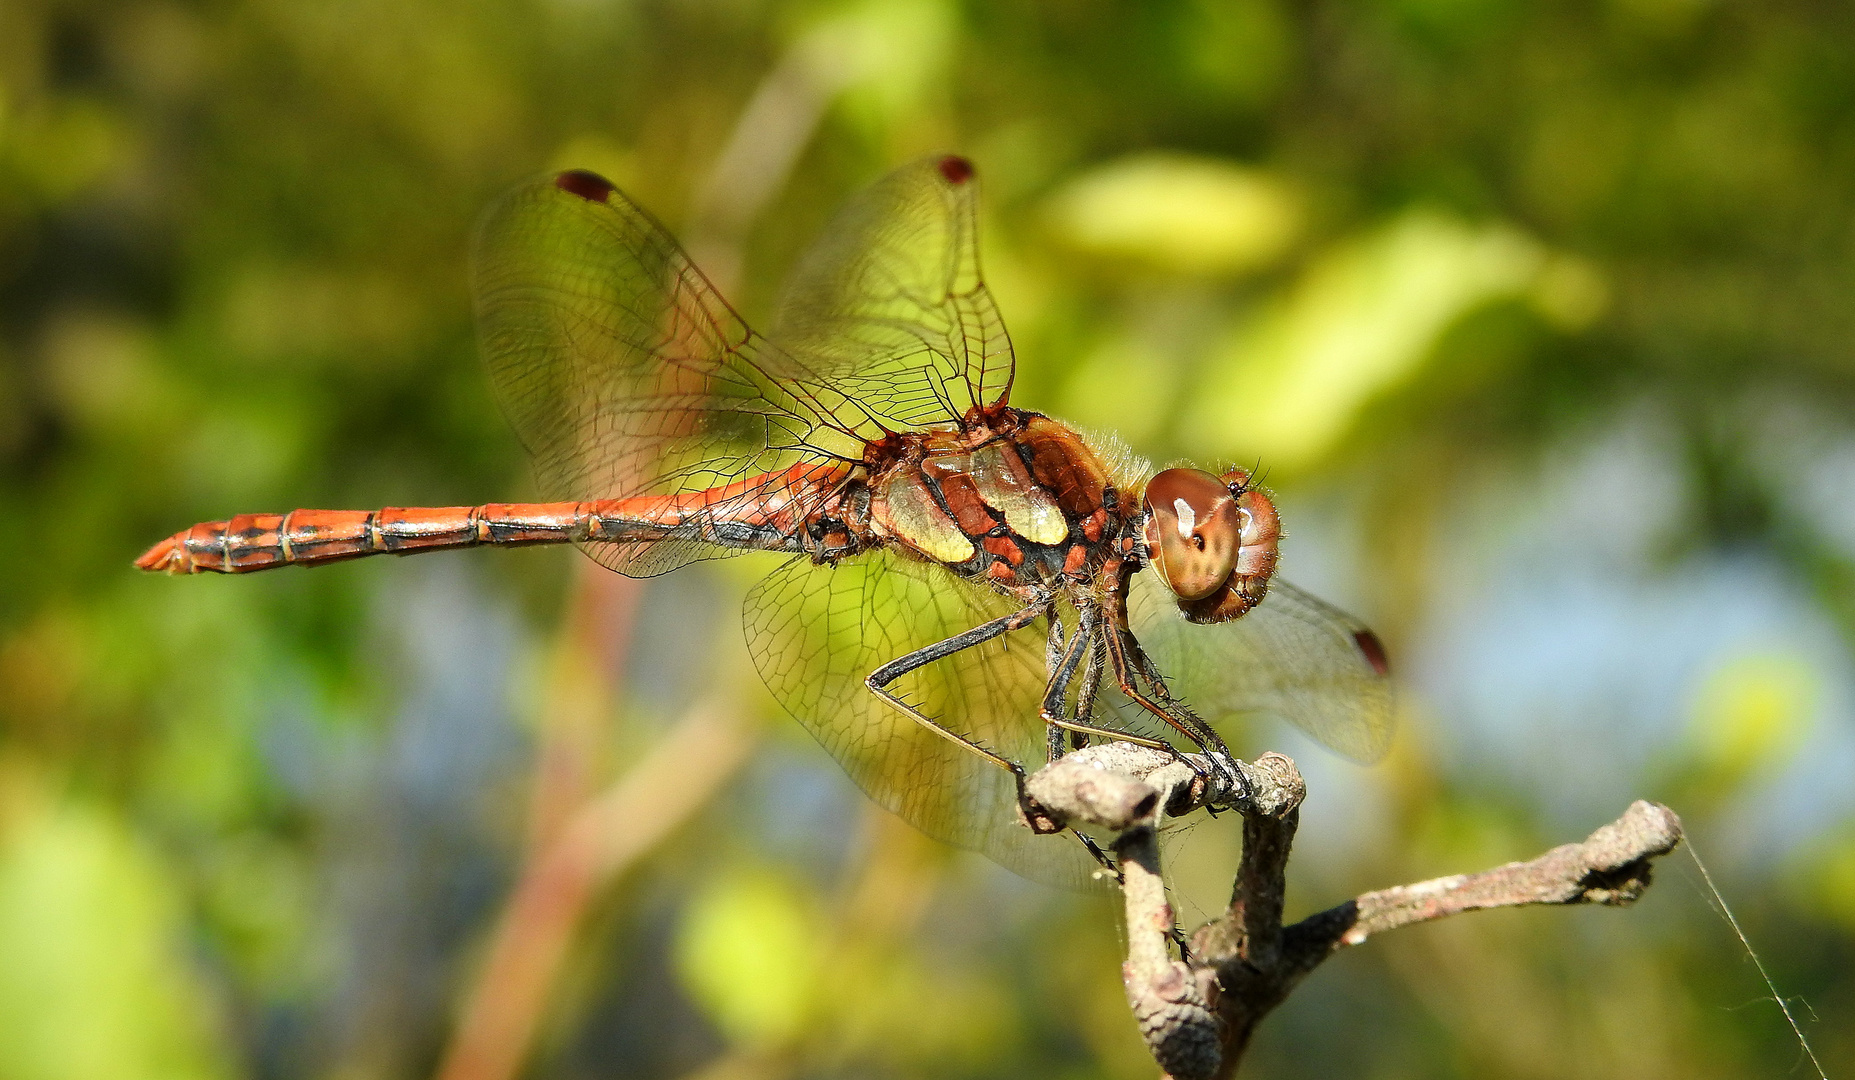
[472,171,859,577]
[1125,571,1396,763]
[767,155,1015,430]
[746,551,1103,889]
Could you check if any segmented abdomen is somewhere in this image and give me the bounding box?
[135,463,864,575]
[135,504,598,574]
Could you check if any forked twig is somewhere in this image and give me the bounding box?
[1025,745,1685,1080]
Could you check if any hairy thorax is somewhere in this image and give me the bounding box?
[861,407,1132,594]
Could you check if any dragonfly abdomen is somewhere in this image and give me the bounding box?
[137,462,867,575]
[135,503,600,574]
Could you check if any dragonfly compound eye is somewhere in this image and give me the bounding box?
[1143,467,1283,622]
[1143,468,1244,601]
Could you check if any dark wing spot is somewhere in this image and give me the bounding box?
[1353,629,1391,677]
[554,169,616,203]
[937,155,975,184]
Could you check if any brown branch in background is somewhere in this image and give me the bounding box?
[435,42,848,1080]
[436,695,754,1080]
[683,20,869,295]
[526,569,640,847]
[1025,747,1685,1080]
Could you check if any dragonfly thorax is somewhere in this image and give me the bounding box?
[860,408,1133,593]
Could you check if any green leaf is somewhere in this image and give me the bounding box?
[0,794,234,1080]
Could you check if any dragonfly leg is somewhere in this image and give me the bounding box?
[1105,622,1231,760]
[1040,607,1092,762]
[1023,620,1129,875]
[1047,715,1170,749]
[1072,631,1107,750]
[1044,615,1069,763]
[1118,630,1251,802]
[1076,832,1122,885]
[1044,613,1066,671]
[864,600,1051,776]
[1044,605,1171,751]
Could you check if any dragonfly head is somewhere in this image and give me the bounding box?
[1141,467,1279,623]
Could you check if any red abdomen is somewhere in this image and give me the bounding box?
[136,463,862,575]
[135,504,595,574]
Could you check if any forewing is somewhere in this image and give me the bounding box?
[746,551,1102,889]
[1127,571,1396,763]
[472,172,851,577]
[767,155,1014,431]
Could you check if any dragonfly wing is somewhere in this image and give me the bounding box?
[1126,571,1396,764]
[767,155,1014,430]
[746,551,1103,889]
[472,172,852,577]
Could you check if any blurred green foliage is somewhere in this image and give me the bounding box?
[4,0,1855,1077]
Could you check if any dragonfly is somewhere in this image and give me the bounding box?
[138,155,1392,887]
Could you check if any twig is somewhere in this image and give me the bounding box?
[1021,747,1685,1079]
[1115,823,1223,1080]
[1021,742,1256,833]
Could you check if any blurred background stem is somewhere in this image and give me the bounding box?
[431,45,847,1080]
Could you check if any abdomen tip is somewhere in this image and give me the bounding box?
[135,536,186,574]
